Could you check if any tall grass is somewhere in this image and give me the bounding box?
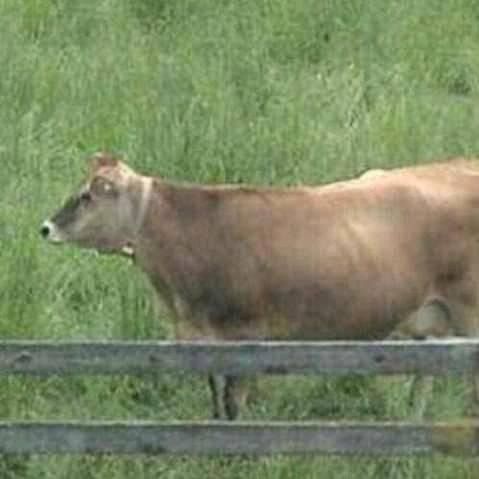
[1,0,479,476]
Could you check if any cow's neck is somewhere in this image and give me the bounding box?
[120,176,153,257]
[133,180,220,318]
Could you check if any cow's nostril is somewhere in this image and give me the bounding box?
[40,223,51,238]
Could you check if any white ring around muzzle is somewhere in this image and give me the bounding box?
[40,220,65,243]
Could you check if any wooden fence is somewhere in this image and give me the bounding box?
[0,339,478,457]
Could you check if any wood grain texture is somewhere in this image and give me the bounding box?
[0,421,477,456]
[0,339,476,376]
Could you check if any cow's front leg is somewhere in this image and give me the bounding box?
[208,374,227,419]
[224,375,240,420]
[223,375,254,420]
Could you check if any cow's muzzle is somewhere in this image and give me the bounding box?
[40,220,64,243]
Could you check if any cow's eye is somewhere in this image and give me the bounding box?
[80,191,92,202]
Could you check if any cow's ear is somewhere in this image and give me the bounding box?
[89,152,119,173]
[90,176,118,197]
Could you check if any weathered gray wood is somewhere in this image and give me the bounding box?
[0,339,476,376]
[0,420,476,456]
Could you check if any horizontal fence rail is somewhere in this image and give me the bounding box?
[0,339,477,376]
[0,339,478,457]
[0,421,477,456]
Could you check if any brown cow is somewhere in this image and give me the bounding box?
[41,153,479,419]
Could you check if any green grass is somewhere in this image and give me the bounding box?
[1,0,479,476]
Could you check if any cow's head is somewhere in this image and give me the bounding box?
[40,152,152,255]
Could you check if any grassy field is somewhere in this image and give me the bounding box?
[1,0,479,476]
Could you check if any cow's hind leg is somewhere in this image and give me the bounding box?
[389,300,452,418]
[407,374,435,419]
[470,374,479,416]
[439,296,479,416]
